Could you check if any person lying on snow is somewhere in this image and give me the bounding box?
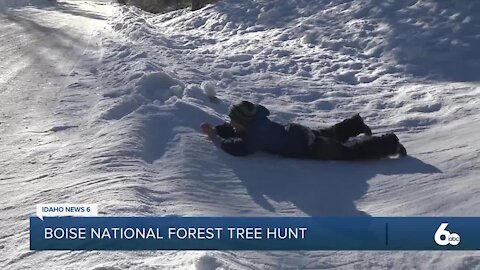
[200,101,407,160]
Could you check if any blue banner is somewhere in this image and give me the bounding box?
[30,217,480,250]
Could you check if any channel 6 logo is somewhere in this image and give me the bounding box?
[434,223,460,246]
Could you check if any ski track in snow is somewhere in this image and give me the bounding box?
[1,0,480,269]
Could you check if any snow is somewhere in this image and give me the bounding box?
[0,0,479,269]
[201,81,217,98]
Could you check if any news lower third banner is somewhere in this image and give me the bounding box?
[30,217,480,250]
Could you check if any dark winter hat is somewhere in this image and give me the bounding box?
[228,101,257,125]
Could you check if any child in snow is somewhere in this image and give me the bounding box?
[200,101,407,160]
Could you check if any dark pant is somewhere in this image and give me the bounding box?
[311,116,399,160]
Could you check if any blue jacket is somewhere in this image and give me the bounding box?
[215,105,314,158]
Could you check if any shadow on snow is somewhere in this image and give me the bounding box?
[226,154,441,216]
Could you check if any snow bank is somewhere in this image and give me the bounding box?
[75,1,479,269]
[88,0,479,268]
[146,0,479,83]
[135,71,184,101]
[3,0,478,269]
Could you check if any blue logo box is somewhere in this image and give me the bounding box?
[30,217,480,250]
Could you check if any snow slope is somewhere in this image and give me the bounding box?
[1,0,479,269]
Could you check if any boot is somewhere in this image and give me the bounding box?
[314,114,373,143]
[352,114,372,136]
[347,133,399,159]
